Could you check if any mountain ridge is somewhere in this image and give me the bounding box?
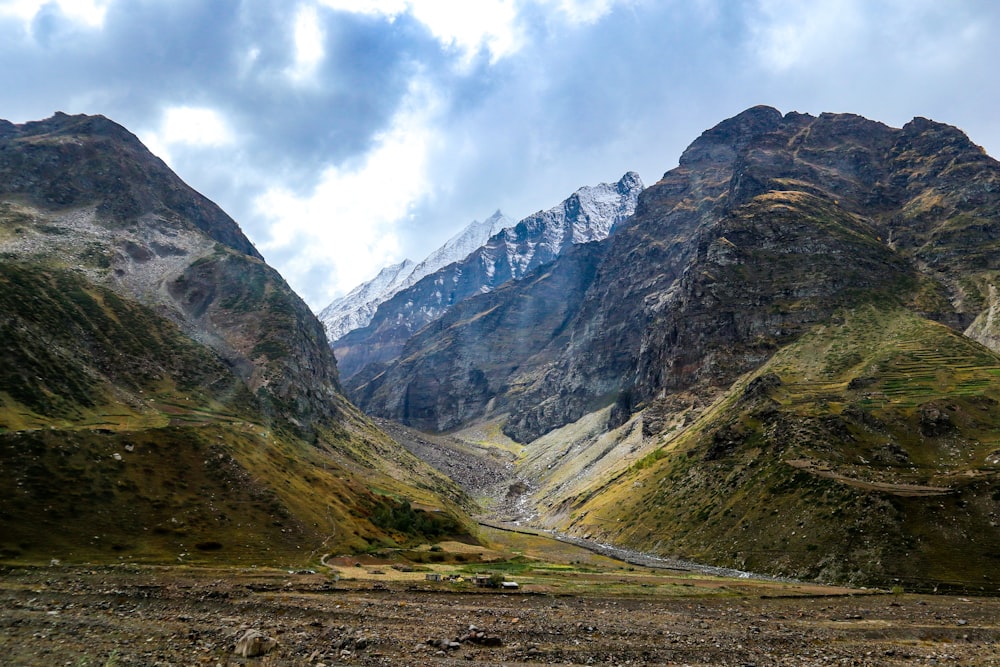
[318,210,511,341]
[344,106,1000,586]
[0,112,475,564]
[334,171,643,380]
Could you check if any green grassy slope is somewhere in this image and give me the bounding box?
[556,304,1000,591]
[0,263,475,565]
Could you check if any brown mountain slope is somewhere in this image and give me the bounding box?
[348,107,1000,588]
[553,305,1000,590]
[0,113,474,564]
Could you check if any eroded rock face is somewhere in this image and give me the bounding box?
[351,107,1000,443]
[348,241,609,432]
[0,112,346,434]
[0,112,260,258]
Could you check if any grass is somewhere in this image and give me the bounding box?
[540,303,1000,591]
[0,260,478,567]
[319,524,865,599]
[450,417,524,455]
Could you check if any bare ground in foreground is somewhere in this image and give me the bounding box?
[3,563,1000,667]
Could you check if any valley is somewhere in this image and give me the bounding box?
[337,107,1000,590]
[5,105,1000,664]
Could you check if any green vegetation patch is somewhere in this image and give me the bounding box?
[562,303,1000,591]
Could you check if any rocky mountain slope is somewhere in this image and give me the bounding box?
[350,107,1000,588]
[0,112,473,564]
[335,172,642,379]
[318,210,512,341]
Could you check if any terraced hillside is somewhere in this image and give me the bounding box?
[550,305,1000,590]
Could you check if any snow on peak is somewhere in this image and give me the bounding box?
[318,212,512,341]
[320,172,643,343]
[497,171,644,279]
[318,259,416,341]
[404,210,513,290]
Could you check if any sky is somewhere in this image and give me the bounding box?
[2,0,999,310]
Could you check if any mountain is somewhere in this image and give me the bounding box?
[0,112,473,564]
[348,107,1000,589]
[334,172,643,379]
[319,258,417,341]
[319,211,511,341]
[409,210,513,291]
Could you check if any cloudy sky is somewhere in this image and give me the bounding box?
[2,0,998,309]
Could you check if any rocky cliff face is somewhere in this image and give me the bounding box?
[0,112,343,433]
[335,172,643,379]
[0,113,473,563]
[353,107,1000,443]
[0,112,260,258]
[348,240,610,431]
[319,259,417,342]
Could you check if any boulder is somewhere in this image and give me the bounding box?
[235,629,277,658]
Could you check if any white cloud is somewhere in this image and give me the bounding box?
[747,0,865,71]
[286,3,325,84]
[318,0,408,16]
[539,0,618,25]
[254,81,440,306]
[316,0,628,65]
[139,106,236,166]
[412,0,522,63]
[319,0,523,63]
[745,0,988,77]
[0,0,109,28]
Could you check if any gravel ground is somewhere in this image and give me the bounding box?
[3,565,1000,666]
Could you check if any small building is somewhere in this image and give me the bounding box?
[472,574,493,587]
[501,581,519,590]
[425,573,442,582]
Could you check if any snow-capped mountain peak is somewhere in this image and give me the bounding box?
[322,172,643,352]
[402,210,512,292]
[318,212,512,341]
[317,259,417,341]
[494,171,643,280]
[330,172,644,380]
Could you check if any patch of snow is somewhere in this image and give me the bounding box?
[318,211,512,341]
[320,172,643,343]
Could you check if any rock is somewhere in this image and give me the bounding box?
[234,629,277,658]
[919,403,956,436]
[742,373,782,400]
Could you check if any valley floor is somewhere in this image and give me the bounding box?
[2,564,1000,666]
